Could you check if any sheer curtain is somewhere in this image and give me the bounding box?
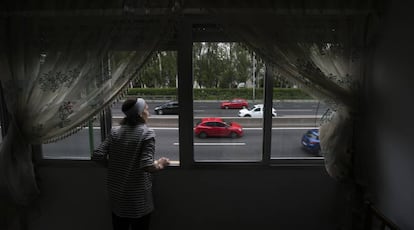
[211,10,378,181]
[0,7,173,205]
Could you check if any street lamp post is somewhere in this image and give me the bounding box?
[252,53,256,103]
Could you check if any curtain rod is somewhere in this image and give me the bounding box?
[0,7,375,18]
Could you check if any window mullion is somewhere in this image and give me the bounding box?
[177,19,194,168]
[262,63,273,164]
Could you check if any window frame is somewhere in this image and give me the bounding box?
[176,19,324,168]
[0,18,324,167]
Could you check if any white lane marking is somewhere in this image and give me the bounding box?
[277,109,313,111]
[91,127,319,130]
[243,127,319,130]
[173,142,246,146]
[149,127,319,130]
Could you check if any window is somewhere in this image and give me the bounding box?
[269,75,325,159]
[136,51,179,164]
[42,51,181,161]
[38,38,323,164]
[42,124,101,160]
[192,42,264,162]
[188,40,324,164]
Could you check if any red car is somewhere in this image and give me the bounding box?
[220,98,248,109]
[194,117,244,138]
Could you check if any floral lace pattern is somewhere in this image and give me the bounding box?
[39,69,79,92]
[209,9,378,181]
[0,4,175,205]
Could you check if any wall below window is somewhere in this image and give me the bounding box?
[359,1,414,229]
[28,161,346,230]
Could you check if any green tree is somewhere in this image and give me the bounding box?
[233,43,251,86]
[135,42,294,89]
[194,42,223,88]
[160,51,177,88]
[135,56,159,88]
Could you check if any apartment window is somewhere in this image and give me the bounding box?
[37,38,325,164]
[142,51,180,163]
[42,51,180,161]
[192,42,264,162]
[269,86,326,159]
[42,123,101,160]
[35,38,325,164]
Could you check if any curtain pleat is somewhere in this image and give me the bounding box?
[209,10,377,181]
[0,3,175,205]
[0,2,381,205]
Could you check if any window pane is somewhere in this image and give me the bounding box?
[43,51,180,162]
[136,51,179,163]
[270,85,326,159]
[193,42,263,162]
[42,124,101,159]
[112,97,180,163]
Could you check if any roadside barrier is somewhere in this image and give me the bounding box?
[112,116,322,127]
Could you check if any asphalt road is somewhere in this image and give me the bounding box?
[43,100,325,160]
[42,127,322,161]
[111,100,328,117]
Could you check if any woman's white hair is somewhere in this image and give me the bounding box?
[123,98,146,118]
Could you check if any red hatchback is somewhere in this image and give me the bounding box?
[194,117,244,138]
[220,98,248,109]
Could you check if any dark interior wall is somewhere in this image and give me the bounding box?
[360,0,414,229]
[29,163,111,230]
[28,161,346,230]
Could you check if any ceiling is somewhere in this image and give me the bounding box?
[0,0,384,50]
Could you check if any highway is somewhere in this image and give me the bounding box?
[112,100,329,117]
[42,101,325,160]
[42,127,322,161]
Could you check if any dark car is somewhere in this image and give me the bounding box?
[154,101,179,115]
[220,98,248,109]
[301,129,321,155]
[194,117,243,138]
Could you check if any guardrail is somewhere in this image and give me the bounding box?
[138,95,177,101]
[112,116,322,127]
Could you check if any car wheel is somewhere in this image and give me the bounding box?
[199,132,207,138]
[158,110,163,115]
[244,114,251,117]
[230,132,238,138]
[224,106,229,109]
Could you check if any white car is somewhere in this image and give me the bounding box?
[238,104,277,117]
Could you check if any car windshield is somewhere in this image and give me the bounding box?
[249,105,261,110]
[306,132,319,140]
[247,106,255,110]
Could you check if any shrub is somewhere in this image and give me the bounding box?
[127,88,312,100]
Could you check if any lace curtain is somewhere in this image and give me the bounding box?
[212,11,376,181]
[0,9,173,205]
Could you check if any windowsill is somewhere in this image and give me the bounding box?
[38,157,324,168]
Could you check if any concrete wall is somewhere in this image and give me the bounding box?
[357,1,414,229]
[28,161,346,230]
[116,116,322,128]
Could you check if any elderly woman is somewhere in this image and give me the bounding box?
[93,97,170,230]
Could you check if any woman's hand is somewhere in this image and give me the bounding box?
[145,157,170,172]
[155,157,170,169]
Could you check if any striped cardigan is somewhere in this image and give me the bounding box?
[93,123,156,218]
